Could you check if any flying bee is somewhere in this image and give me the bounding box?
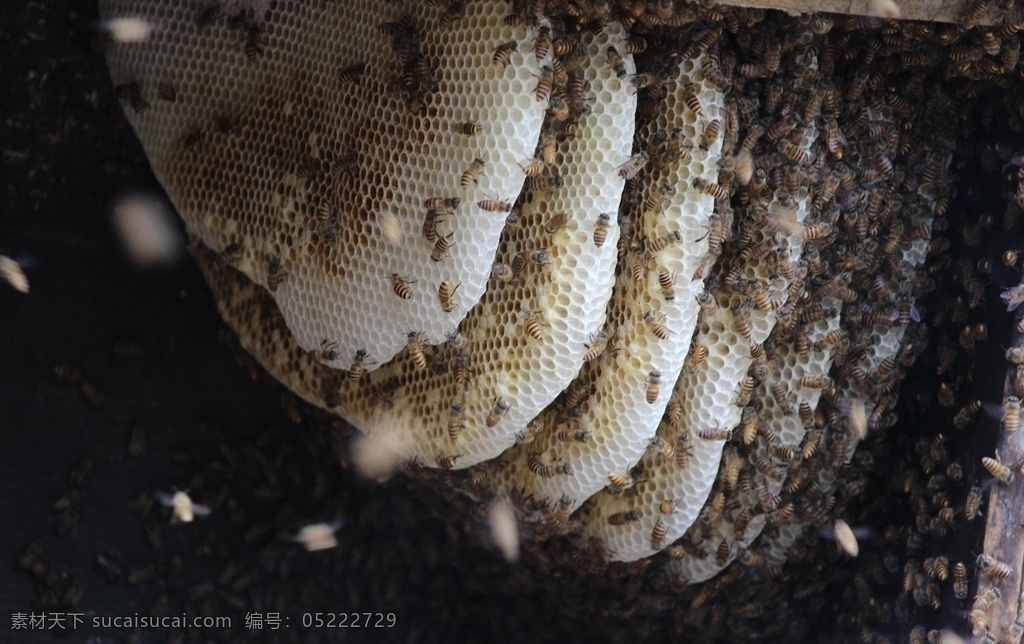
[438,280,459,312]
[657,269,676,301]
[391,273,416,299]
[617,151,648,180]
[650,518,667,550]
[486,398,510,427]
[309,339,339,363]
[608,510,640,525]
[406,332,428,370]
[448,403,465,440]
[593,213,612,247]
[700,119,720,151]
[347,349,368,381]
[156,490,211,524]
[606,45,627,78]
[534,65,553,101]
[478,198,513,212]
[461,158,485,189]
[646,370,662,404]
[682,83,702,116]
[982,455,1013,483]
[977,553,1013,579]
[431,232,454,262]
[492,40,518,66]
[643,310,671,340]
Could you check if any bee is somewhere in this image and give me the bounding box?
[544,211,570,234]
[682,83,702,116]
[438,280,459,312]
[777,139,810,165]
[960,0,989,29]
[606,45,627,78]
[492,40,518,66]
[337,62,366,83]
[156,490,211,524]
[438,0,466,29]
[309,339,340,363]
[1004,396,1022,433]
[391,273,416,299]
[593,213,611,247]
[583,331,609,362]
[522,310,547,340]
[436,454,459,469]
[54,363,83,383]
[965,485,983,520]
[645,371,662,404]
[982,455,1013,483]
[519,158,545,177]
[534,65,553,101]
[156,81,177,102]
[267,257,286,292]
[953,562,968,599]
[461,158,485,189]
[643,310,671,340]
[406,332,428,370]
[347,349,369,382]
[733,311,752,340]
[458,120,483,136]
[243,25,265,60]
[534,25,550,61]
[697,426,731,441]
[486,398,510,427]
[556,428,591,443]
[453,351,473,385]
[290,521,343,552]
[196,4,222,27]
[692,177,730,201]
[80,381,105,408]
[529,454,571,477]
[607,471,633,488]
[431,232,454,262]
[832,519,859,557]
[650,518,667,550]
[423,196,460,212]
[695,289,718,315]
[657,269,676,301]
[798,375,832,389]
[608,510,640,525]
[646,230,682,254]
[448,403,465,440]
[114,81,149,113]
[977,553,1013,579]
[699,119,720,151]
[478,198,513,212]
[617,151,648,180]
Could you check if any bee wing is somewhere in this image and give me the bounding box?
[191,502,213,516]
[155,491,175,507]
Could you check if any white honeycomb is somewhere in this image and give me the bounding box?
[491,53,725,514]
[100,0,550,369]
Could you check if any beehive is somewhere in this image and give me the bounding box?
[104,1,991,628]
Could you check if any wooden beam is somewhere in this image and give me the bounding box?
[712,0,1000,26]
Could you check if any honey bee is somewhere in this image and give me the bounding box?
[423,196,460,213]
[583,330,609,362]
[832,519,859,557]
[291,521,344,552]
[534,65,553,101]
[645,371,662,404]
[267,257,286,292]
[337,62,366,84]
[646,230,682,254]
[431,232,454,262]
[770,384,794,415]
[697,426,731,441]
[700,119,721,151]
[114,81,149,113]
[617,151,648,180]
[534,25,550,61]
[608,510,640,525]
[391,273,416,299]
[529,454,572,477]
[977,553,1013,579]
[607,471,633,488]
[156,81,177,102]
[54,362,83,383]
[448,403,465,440]
[478,198,513,212]
[960,0,990,29]
[436,454,460,469]
[156,490,211,524]
[243,25,265,60]
[1003,396,1022,433]
[777,139,810,164]
[681,82,703,116]
[492,40,518,66]
[347,349,369,382]
[691,177,730,201]
[406,332,428,370]
[643,310,671,340]
[965,485,983,520]
[606,45,627,78]
[196,4,222,27]
[982,455,1013,483]
[438,279,459,313]
[657,269,676,301]
[521,310,547,340]
[556,428,591,443]
[650,518,667,550]
[799,375,832,389]
[953,562,968,599]
[695,289,718,315]
[486,398,510,427]
[593,213,612,248]
[461,158,485,189]
[309,339,340,363]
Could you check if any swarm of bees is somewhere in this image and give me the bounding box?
[100,0,1024,639]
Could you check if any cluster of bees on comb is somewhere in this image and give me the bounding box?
[97,0,1024,639]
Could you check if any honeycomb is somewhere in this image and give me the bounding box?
[103,0,965,606]
[101,0,551,369]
